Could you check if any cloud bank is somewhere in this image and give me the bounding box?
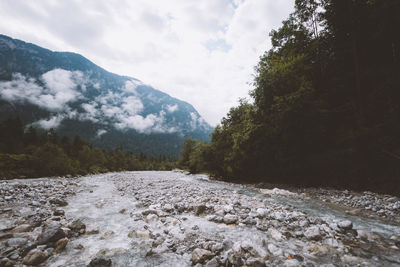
[0,69,84,111]
[0,72,205,134]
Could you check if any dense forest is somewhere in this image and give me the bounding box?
[0,117,176,179]
[179,0,400,194]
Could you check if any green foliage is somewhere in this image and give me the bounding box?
[180,0,400,194]
[0,118,177,179]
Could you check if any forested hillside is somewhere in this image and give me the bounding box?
[0,117,176,179]
[179,0,400,194]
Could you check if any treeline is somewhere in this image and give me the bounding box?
[0,117,176,179]
[179,0,400,194]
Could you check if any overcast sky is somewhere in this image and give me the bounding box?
[0,0,293,126]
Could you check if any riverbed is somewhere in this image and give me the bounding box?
[1,171,400,266]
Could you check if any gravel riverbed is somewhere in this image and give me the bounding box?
[1,171,400,266]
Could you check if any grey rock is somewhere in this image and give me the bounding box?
[69,219,86,235]
[49,198,68,206]
[223,214,238,224]
[142,209,158,216]
[267,243,283,256]
[304,226,321,240]
[87,256,112,267]
[191,248,214,264]
[0,233,13,240]
[270,228,283,241]
[6,237,28,247]
[205,257,219,267]
[53,209,65,216]
[337,220,353,230]
[246,257,266,267]
[36,225,65,245]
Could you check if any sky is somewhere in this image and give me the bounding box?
[0,0,293,126]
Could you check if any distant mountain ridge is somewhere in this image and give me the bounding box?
[0,34,212,157]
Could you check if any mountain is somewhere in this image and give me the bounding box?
[0,34,212,157]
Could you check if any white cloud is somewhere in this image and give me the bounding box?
[121,96,144,115]
[0,0,293,125]
[0,69,83,111]
[31,114,64,130]
[165,104,178,113]
[96,129,107,137]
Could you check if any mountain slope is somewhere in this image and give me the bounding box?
[0,34,212,157]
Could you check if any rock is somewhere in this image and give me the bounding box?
[304,226,321,240]
[86,228,100,235]
[346,209,362,216]
[55,238,68,252]
[69,219,86,235]
[223,214,238,224]
[163,204,174,212]
[49,198,68,206]
[267,243,283,257]
[270,228,283,241]
[191,248,214,264]
[53,209,65,216]
[142,209,158,216]
[304,244,330,255]
[146,214,158,223]
[87,256,112,267]
[284,259,300,267]
[0,233,13,240]
[6,237,28,247]
[256,208,268,218]
[99,231,115,240]
[205,257,219,267]
[337,220,353,230]
[0,258,14,267]
[194,204,207,215]
[8,252,19,260]
[232,241,242,254]
[210,243,224,253]
[36,225,66,245]
[341,255,361,264]
[119,208,126,214]
[324,238,339,248]
[23,249,48,266]
[11,224,32,234]
[223,205,233,213]
[246,257,266,267]
[357,230,379,242]
[20,242,37,257]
